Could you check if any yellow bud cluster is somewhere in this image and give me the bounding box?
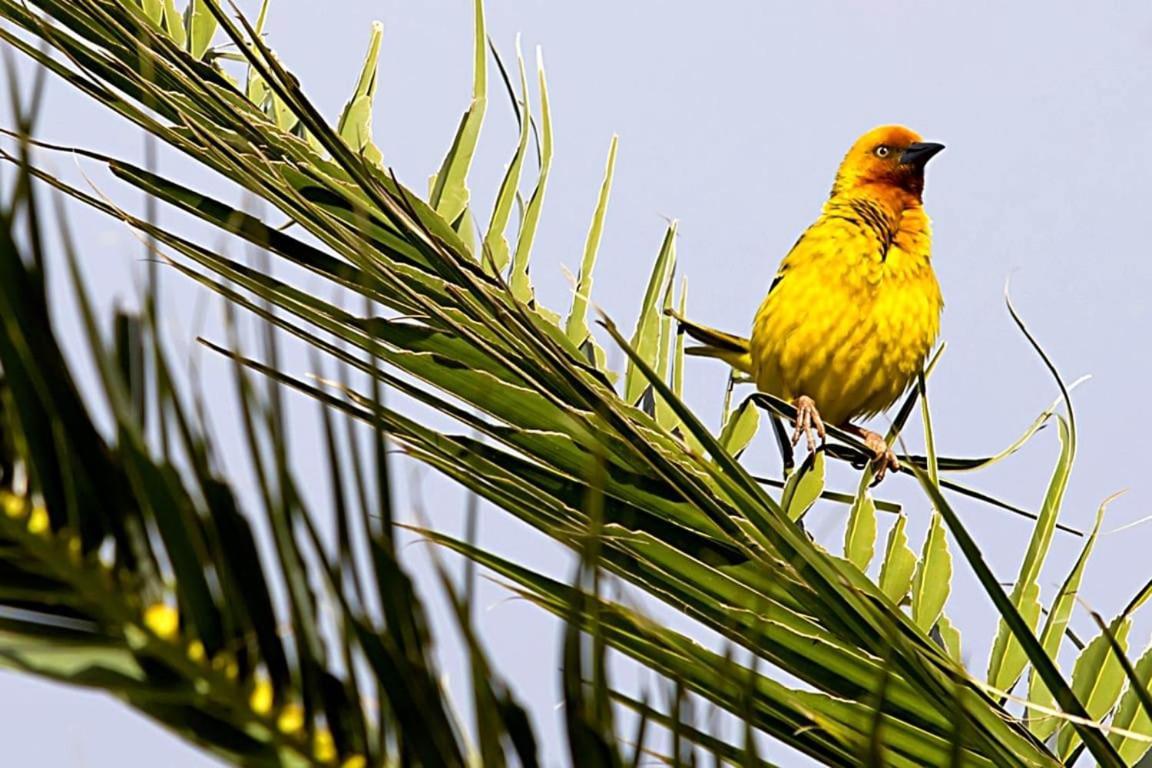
[208,650,239,680]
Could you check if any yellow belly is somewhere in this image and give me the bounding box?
[749,230,941,427]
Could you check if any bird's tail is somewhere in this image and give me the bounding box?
[665,309,754,375]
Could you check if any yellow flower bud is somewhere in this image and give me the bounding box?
[143,603,179,641]
[27,506,49,536]
[249,679,274,715]
[1,492,26,519]
[313,728,336,763]
[210,651,239,681]
[187,640,206,663]
[277,703,305,735]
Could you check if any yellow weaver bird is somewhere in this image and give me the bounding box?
[678,125,944,479]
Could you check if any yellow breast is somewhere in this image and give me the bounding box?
[749,197,942,426]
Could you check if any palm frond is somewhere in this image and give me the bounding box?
[0,1,1146,766]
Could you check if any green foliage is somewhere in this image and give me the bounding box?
[1030,500,1110,740]
[844,491,877,572]
[624,221,676,405]
[1110,644,1152,764]
[565,135,617,367]
[911,511,952,633]
[989,296,1080,694]
[483,36,532,276]
[0,110,708,768]
[718,397,759,457]
[186,0,217,60]
[336,21,384,165]
[878,514,916,605]
[781,451,825,522]
[0,1,1149,766]
[508,49,552,307]
[430,0,487,230]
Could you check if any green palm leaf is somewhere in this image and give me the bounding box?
[0,1,1144,766]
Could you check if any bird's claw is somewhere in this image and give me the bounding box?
[859,429,900,484]
[790,395,826,456]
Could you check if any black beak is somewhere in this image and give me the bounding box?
[900,142,945,167]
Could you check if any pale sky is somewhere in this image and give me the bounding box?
[3,1,1152,765]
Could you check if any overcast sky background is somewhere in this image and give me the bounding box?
[4,1,1152,765]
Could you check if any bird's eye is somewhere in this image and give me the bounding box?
[874,145,891,158]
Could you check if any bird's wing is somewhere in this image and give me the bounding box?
[664,309,754,374]
[764,224,822,299]
[665,226,814,376]
[767,267,787,294]
[666,222,830,377]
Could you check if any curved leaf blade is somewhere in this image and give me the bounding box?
[911,511,951,633]
[566,134,618,349]
[429,0,488,234]
[878,514,917,605]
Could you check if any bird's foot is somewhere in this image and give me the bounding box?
[842,424,900,483]
[790,395,826,456]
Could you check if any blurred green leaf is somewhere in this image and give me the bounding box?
[425,528,998,768]
[612,689,783,768]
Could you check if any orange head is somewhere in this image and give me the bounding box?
[830,125,944,200]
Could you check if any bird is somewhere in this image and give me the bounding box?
[676,125,944,481]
